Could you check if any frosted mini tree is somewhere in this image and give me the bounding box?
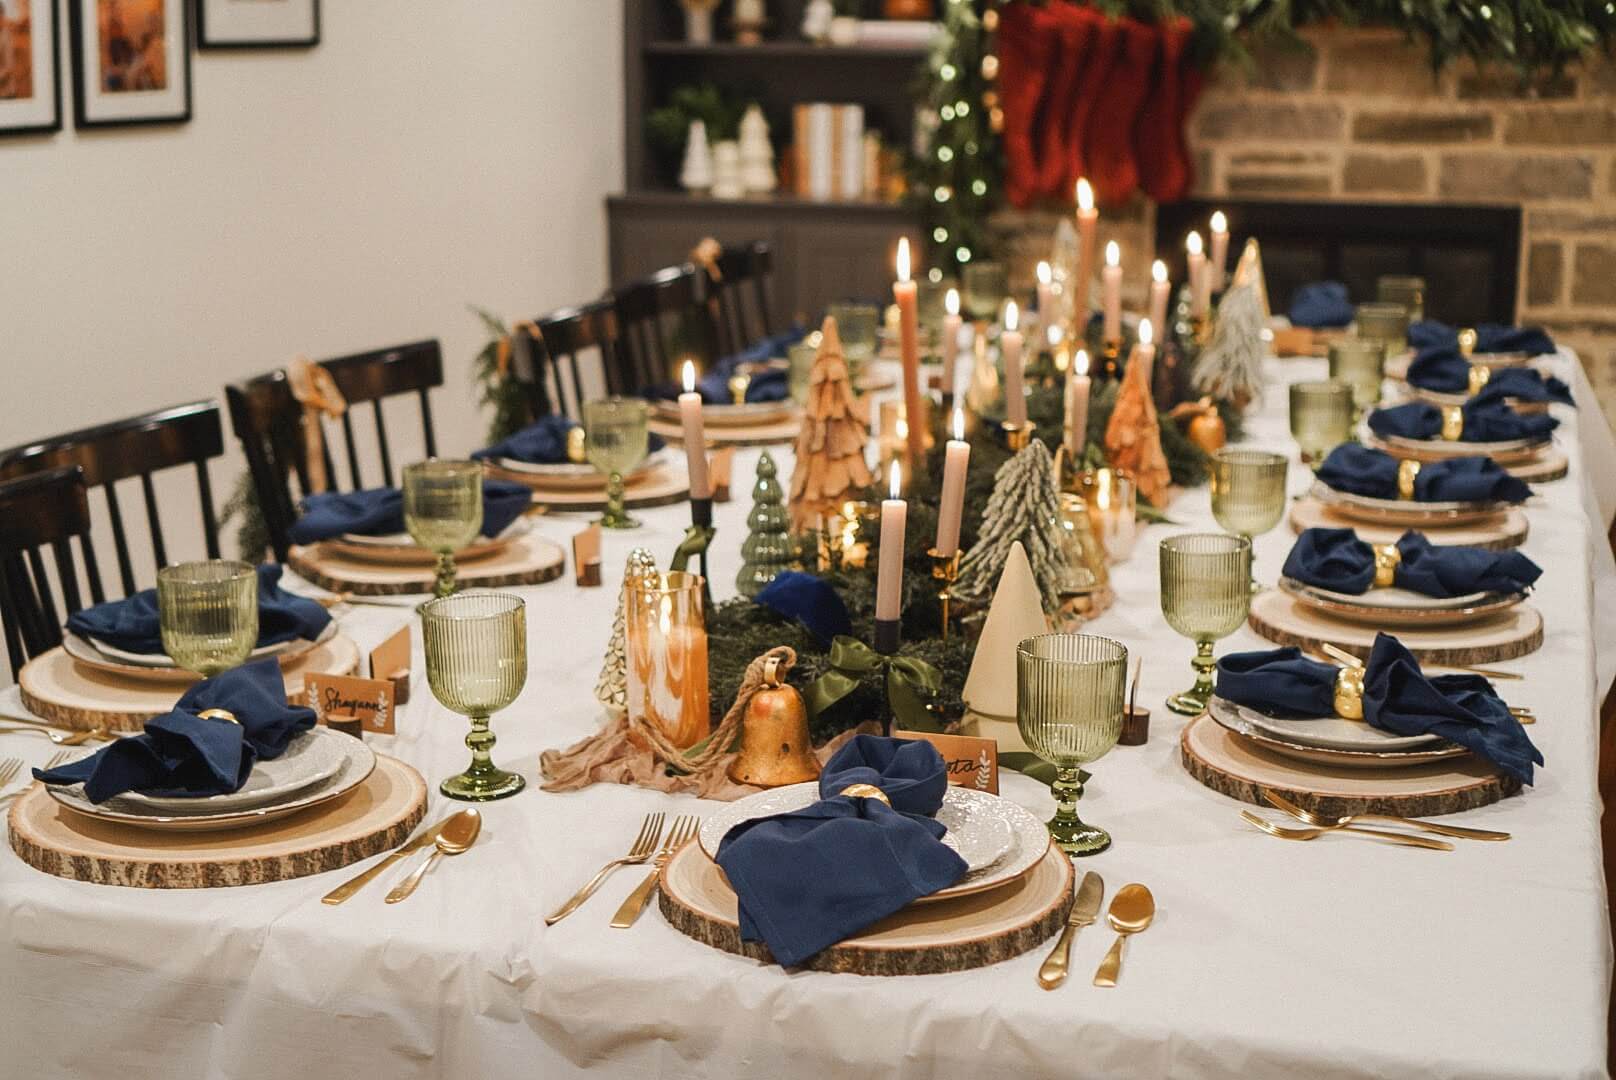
[596,548,660,714]
[1193,277,1266,411]
[956,439,1068,616]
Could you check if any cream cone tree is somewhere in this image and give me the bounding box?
[961,541,1051,720]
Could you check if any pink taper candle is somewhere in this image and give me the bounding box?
[935,410,970,557]
[941,287,962,398]
[1066,348,1091,463]
[678,360,711,499]
[893,238,925,469]
[1101,241,1122,343]
[1209,211,1230,294]
[1035,261,1053,329]
[876,460,906,621]
[1074,179,1098,318]
[1002,301,1026,428]
[1148,259,1171,334]
[1186,231,1209,317]
[1134,319,1156,384]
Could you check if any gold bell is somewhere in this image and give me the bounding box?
[1440,404,1464,442]
[727,656,821,788]
[1334,664,1366,721]
[1397,458,1422,500]
[1468,363,1492,397]
[1373,542,1402,588]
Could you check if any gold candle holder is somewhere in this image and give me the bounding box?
[1101,338,1123,379]
[625,570,711,752]
[928,547,961,643]
[1073,468,1137,563]
[1002,420,1035,451]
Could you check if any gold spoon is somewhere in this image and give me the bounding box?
[1241,809,1453,851]
[1093,883,1155,988]
[385,809,481,903]
[1263,790,1508,842]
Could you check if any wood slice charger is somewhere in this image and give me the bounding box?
[1287,497,1529,551]
[1248,588,1543,666]
[288,532,565,597]
[657,838,1073,976]
[1180,714,1519,818]
[483,460,691,513]
[8,754,427,888]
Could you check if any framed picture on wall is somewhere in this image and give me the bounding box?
[67,0,192,128]
[0,0,62,136]
[197,0,319,49]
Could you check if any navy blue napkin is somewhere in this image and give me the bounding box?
[1315,444,1531,504]
[64,564,331,656]
[753,571,853,646]
[1407,320,1555,356]
[1216,637,1542,784]
[471,415,664,464]
[1366,400,1557,443]
[1282,527,1540,597]
[1406,349,1572,405]
[33,658,317,802]
[646,327,806,404]
[287,480,532,545]
[1289,281,1354,329]
[715,735,968,967]
[1470,368,1574,408]
[1404,348,1473,394]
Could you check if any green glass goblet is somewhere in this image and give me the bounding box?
[1328,337,1387,422]
[403,460,484,598]
[1354,301,1409,354]
[585,397,650,530]
[157,560,259,677]
[1160,533,1252,716]
[1016,633,1128,856]
[1289,380,1354,466]
[1376,275,1425,323]
[1210,448,1288,592]
[422,591,528,801]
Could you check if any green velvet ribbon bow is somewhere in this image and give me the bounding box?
[805,635,943,733]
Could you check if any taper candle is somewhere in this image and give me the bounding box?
[1074,178,1098,319]
[678,360,711,499]
[1035,260,1053,329]
[935,409,970,557]
[876,460,906,621]
[1149,259,1170,334]
[1066,348,1091,463]
[1209,211,1229,294]
[1002,301,1026,428]
[941,287,962,399]
[1101,241,1122,343]
[1186,231,1209,317]
[893,237,925,469]
[1134,318,1156,384]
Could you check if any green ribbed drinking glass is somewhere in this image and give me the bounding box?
[1377,275,1425,323]
[422,591,528,801]
[585,397,649,530]
[1016,634,1128,856]
[1328,337,1387,420]
[1355,301,1409,353]
[1210,448,1288,591]
[1289,380,1354,466]
[1160,533,1251,716]
[403,460,483,598]
[157,560,259,677]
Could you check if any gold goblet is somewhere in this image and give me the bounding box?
[1016,633,1128,856]
[403,460,483,598]
[157,560,259,677]
[585,397,650,530]
[422,591,528,801]
[1160,533,1251,716]
[1209,448,1288,591]
[1288,380,1354,466]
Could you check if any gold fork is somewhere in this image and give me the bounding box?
[545,812,665,926]
[610,814,699,929]
[1264,791,1509,843]
[1241,809,1454,851]
[0,721,110,745]
[0,751,64,807]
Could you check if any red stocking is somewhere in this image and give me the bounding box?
[1136,17,1197,203]
[996,2,1059,210]
[1062,11,1119,201]
[1083,16,1159,207]
[1034,3,1099,203]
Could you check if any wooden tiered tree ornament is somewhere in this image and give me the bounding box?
[789,316,874,532]
[1103,341,1172,507]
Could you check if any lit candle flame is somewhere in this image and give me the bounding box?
[1097,469,1112,511]
[1004,300,1019,332]
[1186,231,1203,256]
[945,287,959,316]
[952,408,965,442]
[1210,210,1228,234]
[1075,349,1090,377]
[896,237,911,284]
[1139,319,1154,346]
[1105,241,1120,267]
[1152,259,1167,283]
[1036,261,1052,286]
[1076,178,1093,212]
[681,359,696,393]
[889,459,902,500]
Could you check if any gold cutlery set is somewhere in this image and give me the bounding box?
[545,812,702,929]
[1038,872,1156,989]
[322,808,482,905]
[0,716,111,745]
[0,750,79,806]
[1242,790,1510,851]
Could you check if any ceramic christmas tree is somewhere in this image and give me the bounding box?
[736,451,798,597]
[961,541,1050,721]
[956,439,1067,615]
[739,105,776,194]
[789,316,874,531]
[595,547,659,714]
[711,140,744,199]
[680,120,714,193]
[1104,342,1173,507]
[1193,276,1266,411]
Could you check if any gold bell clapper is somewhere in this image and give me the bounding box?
[727,655,821,788]
[1373,542,1402,588]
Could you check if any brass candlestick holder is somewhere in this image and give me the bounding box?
[1002,420,1035,451]
[929,547,961,643]
[1101,338,1123,379]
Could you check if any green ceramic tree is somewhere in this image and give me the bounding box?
[736,451,799,597]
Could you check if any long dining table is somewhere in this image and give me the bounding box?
[2,351,1613,1079]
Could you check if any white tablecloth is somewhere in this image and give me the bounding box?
[3,355,1612,1080]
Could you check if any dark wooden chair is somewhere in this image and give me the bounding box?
[0,467,104,673]
[0,401,224,598]
[512,299,626,421]
[225,340,443,562]
[706,241,777,358]
[609,263,714,392]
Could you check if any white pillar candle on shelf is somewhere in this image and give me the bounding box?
[1066,349,1091,464]
[1035,261,1053,330]
[1209,211,1230,294]
[1186,231,1209,318]
[679,360,711,499]
[876,461,907,622]
[941,287,962,398]
[1074,178,1098,318]
[893,237,925,468]
[1148,259,1171,335]
[1101,241,1122,343]
[1002,301,1026,429]
[935,410,970,558]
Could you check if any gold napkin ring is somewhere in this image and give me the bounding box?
[1440,404,1464,442]
[197,708,240,726]
[1334,666,1365,720]
[1397,458,1421,499]
[565,425,587,464]
[1468,363,1492,397]
[839,783,892,807]
[1373,543,1402,588]
[1458,327,1478,357]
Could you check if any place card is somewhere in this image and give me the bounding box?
[893,730,998,795]
[709,446,736,503]
[573,524,602,587]
[369,625,411,706]
[306,672,395,735]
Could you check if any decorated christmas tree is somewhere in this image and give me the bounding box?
[789,316,874,532]
[736,451,798,597]
[595,547,659,714]
[956,439,1067,616]
[1105,342,1173,508]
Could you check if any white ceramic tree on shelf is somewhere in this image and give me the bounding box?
[680,119,714,193]
[739,105,776,194]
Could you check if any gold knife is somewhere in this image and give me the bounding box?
[321,815,453,905]
[1038,870,1104,989]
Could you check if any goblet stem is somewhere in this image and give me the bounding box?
[433,550,458,598]
[1048,764,1110,856]
[600,471,639,529]
[1167,639,1217,716]
[441,710,526,801]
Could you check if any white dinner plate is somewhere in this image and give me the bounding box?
[338,513,532,549]
[651,399,793,428]
[118,726,352,812]
[1310,480,1507,527]
[1277,577,1525,628]
[493,447,676,490]
[80,620,336,671]
[1208,696,1444,753]
[1207,699,1469,770]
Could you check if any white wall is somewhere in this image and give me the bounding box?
[0,0,623,579]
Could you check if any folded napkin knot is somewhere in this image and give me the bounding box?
[287,356,347,494]
[1373,542,1401,587]
[197,708,240,726]
[1458,327,1478,356]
